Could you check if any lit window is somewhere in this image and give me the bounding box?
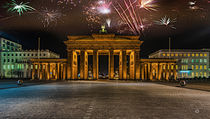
[176,65,178,70]
[171,54,174,57]
[175,54,178,56]
[196,65,198,70]
[184,54,187,56]
[192,59,194,63]
[3,65,6,69]
[204,59,207,63]
[200,54,203,57]
[200,59,203,63]
[192,54,194,56]
[200,65,203,70]
[196,59,199,63]
[196,54,199,57]
[192,72,194,77]
[204,72,207,77]
[200,72,203,77]
[196,72,199,77]
[8,65,10,69]
[192,65,194,69]
[188,54,190,57]
[11,65,14,69]
[204,54,207,57]
[167,54,170,57]
[204,65,207,70]
[179,54,183,56]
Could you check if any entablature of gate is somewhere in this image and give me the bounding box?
[64,34,143,51]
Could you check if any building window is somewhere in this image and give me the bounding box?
[20,54,22,56]
[200,72,203,77]
[200,54,203,57]
[4,59,6,62]
[7,59,10,62]
[196,65,198,70]
[192,65,194,69]
[175,54,178,56]
[204,65,207,70]
[167,54,170,57]
[11,59,14,62]
[16,54,18,56]
[188,54,190,57]
[4,53,6,56]
[171,54,174,57]
[196,59,199,63]
[196,72,199,77]
[23,54,26,56]
[200,65,203,70]
[176,65,178,70]
[204,54,207,57]
[204,72,207,77]
[192,54,195,57]
[200,59,203,63]
[8,54,10,56]
[191,72,194,77]
[184,54,187,56]
[28,54,30,56]
[204,59,207,63]
[32,54,34,56]
[196,54,199,57]
[191,59,194,63]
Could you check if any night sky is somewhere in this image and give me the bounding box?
[0,0,210,58]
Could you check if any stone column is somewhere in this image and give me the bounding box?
[32,64,36,80]
[129,51,135,80]
[93,50,98,80]
[72,51,78,79]
[67,50,73,79]
[158,64,163,80]
[166,64,169,80]
[109,50,114,79]
[135,51,140,80]
[122,50,127,80]
[84,51,89,80]
[80,50,85,79]
[141,63,145,80]
[119,51,123,79]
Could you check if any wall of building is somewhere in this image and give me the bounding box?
[149,49,210,79]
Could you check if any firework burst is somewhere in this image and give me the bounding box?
[155,16,176,29]
[38,8,63,27]
[4,0,35,16]
[138,0,157,11]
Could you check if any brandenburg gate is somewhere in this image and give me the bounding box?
[64,34,143,80]
[31,34,177,80]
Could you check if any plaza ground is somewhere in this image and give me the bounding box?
[0,81,210,119]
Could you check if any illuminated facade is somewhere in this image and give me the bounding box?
[31,34,177,81]
[0,37,60,78]
[149,49,210,78]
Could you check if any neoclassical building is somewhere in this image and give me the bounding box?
[31,34,177,80]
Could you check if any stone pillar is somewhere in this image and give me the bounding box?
[141,63,145,80]
[145,64,148,80]
[109,50,114,79]
[80,50,85,79]
[119,51,123,79]
[122,50,127,80]
[129,51,135,80]
[67,50,73,79]
[32,64,35,80]
[47,63,50,80]
[72,51,78,79]
[84,51,89,80]
[135,51,140,80]
[93,50,98,80]
[158,64,163,80]
[148,63,151,80]
[166,64,169,80]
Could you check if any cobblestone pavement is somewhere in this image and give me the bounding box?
[0,81,210,119]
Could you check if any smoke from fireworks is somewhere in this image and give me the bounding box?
[155,16,176,29]
[4,0,35,16]
[106,19,111,27]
